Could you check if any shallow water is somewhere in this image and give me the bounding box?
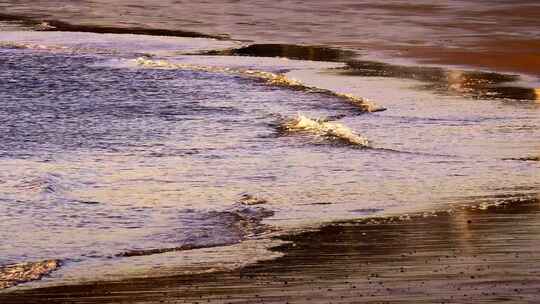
[5,195,539,304]
[0,23,538,289]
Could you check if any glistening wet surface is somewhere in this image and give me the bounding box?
[191,43,540,101]
[0,28,538,293]
[1,1,539,75]
[2,194,539,303]
[199,44,358,62]
[339,61,540,101]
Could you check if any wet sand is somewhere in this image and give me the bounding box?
[1,1,539,76]
[391,40,540,78]
[198,43,540,101]
[1,3,539,301]
[2,194,539,303]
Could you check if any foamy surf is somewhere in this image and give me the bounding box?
[1,203,281,290]
[0,31,239,57]
[0,260,60,290]
[18,237,286,291]
[134,57,386,113]
[280,115,370,147]
[1,27,539,295]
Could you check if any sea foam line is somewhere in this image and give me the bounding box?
[135,57,386,113]
[0,41,121,55]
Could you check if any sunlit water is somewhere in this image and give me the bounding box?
[0,30,538,288]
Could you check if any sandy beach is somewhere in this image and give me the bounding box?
[0,1,539,302]
[1,194,538,303]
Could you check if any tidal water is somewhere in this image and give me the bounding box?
[0,1,539,290]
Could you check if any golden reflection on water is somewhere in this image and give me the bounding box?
[0,24,538,294]
[340,60,537,100]
[446,70,476,96]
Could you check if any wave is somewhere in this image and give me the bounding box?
[0,260,60,290]
[0,41,126,60]
[279,115,370,147]
[0,41,70,52]
[187,43,540,102]
[277,116,456,155]
[0,40,134,56]
[116,204,274,258]
[135,57,386,113]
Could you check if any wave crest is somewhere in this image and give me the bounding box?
[281,115,370,147]
[134,57,385,113]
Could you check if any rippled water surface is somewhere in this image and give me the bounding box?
[0,23,538,289]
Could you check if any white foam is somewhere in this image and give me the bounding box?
[0,31,240,56]
[13,237,285,290]
[134,57,385,112]
[283,115,370,147]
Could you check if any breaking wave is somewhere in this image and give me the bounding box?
[279,115,370,147]
[135,57,386,113]
[0,40,127,56]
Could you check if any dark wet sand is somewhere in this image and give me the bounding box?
[2,195,539,303]
[200,44,357,62]
[393,41,540,78]
[199,44,540,101]
[2,1,540,76]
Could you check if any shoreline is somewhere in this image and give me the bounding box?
[1,6,539,302]
[1,7,539,78]
[1,194,539,303]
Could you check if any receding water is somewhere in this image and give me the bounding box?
[0,23,538,290]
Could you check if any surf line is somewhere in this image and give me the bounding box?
[134,57,387,114]
[278,115,459,155]
[278,115,370,147]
